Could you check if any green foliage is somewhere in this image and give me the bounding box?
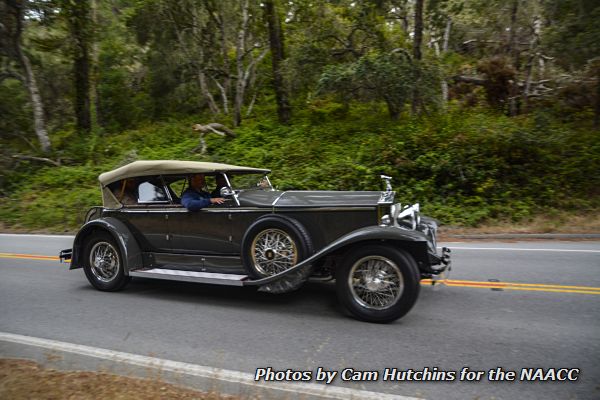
[543,0,600,70]
[1,105,598,231]
[318,51,441,118]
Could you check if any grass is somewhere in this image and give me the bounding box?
[0,358,236,400]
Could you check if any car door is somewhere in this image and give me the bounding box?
[119,177,172,252]
[165,176,235,255]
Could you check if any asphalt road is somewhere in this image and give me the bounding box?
[1,234,599,400]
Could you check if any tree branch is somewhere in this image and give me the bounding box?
[12,154,61,167]
[452,75,488,85]
[0,71,24,82]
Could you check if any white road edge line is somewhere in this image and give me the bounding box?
[438,247,600,253]
[0,234,75,239]
[0,332,420,400]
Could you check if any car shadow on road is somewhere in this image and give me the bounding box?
[77,277,344,319]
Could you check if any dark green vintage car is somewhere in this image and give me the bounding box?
[60,160,451,323]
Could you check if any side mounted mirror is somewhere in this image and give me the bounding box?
[220,186,235,197]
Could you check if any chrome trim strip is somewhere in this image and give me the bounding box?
[271,192,286,206]
[276,207,376,212]
[264,175,273,189]
[130,268,247,286]
[223,173,240,206]
[119,206,375,213]
[160,175,175,204]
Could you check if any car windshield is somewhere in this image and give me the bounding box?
[229,173,272,191]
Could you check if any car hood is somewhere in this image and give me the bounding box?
[237,190,383,208]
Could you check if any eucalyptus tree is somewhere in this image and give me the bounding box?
[0,0,51,152]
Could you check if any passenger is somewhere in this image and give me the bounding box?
[114,178,138,205]
[181,173,225,211]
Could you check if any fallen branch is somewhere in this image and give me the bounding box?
[12,154,61,166]
[191,123,236,154]
[452,75,487,85]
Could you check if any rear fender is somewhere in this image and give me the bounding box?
[70,217,143,274]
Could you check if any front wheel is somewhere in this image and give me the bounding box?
[83,232,130,291]
[336,244,420,323]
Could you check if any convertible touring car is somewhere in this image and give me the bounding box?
[60,160,451,323]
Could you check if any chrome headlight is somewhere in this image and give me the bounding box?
[392,203,420,230]
[380,214,392,226]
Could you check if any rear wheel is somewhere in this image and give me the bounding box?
[336,244,420,323]
[83,232,130,291]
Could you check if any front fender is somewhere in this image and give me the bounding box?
[245,225,429,287]
[70,217,143,275]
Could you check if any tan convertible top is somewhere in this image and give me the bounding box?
[99,160,270,185]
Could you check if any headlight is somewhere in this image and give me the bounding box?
[393,203,420,230]
[380,214,392,226]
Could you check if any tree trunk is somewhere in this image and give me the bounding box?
[67,0,92,133]
[413,0,424,61]
[8,0,51,152]
[523,17,541,113]
[595,68,600,130]
[441,18,451,104]
[198,70,220,115]
[385,97,400,120]
[507,0,519,116]
[411,0,424,115]
[264,0,291,124]
[234,0,250,127]
[18,47,51,153]
[90,0,99,129]
[217,8,231,115]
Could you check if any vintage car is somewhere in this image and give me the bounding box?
[60,160,451,323]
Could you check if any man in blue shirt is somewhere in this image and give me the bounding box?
[181,173,225,211]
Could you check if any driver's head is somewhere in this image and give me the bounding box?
[190,173,206,190]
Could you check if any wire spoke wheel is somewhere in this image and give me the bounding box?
[89,241,120,283]
[348,256,404,310]
[250,228,298,276]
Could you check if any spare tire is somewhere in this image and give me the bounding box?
[241,215,313,279]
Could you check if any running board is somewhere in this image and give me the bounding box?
[129,268,248,286]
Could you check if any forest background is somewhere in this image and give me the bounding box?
[0,0,598,232]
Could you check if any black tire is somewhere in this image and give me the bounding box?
[336,244,420,323]
[241,215,313,279]
[83,231,130,291]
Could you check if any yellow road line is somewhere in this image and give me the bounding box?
[0,252,60,261]
[1,252,599,295]
[437,279,600,291]
[421,279,600,295]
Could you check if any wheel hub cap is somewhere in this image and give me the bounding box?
[251,228,298,276]
[348,256,404,310]
[89,241,119,283]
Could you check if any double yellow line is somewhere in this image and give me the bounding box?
[0,252,61,261]
[420,278,600,295]
[2,252,600,296]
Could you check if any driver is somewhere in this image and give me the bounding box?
[181,173,225,211]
